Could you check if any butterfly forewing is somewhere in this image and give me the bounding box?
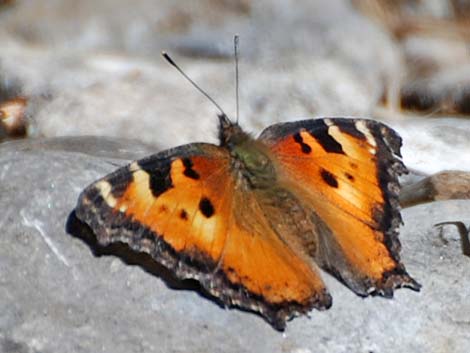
[258,118,420,296]
[76,142,330,329]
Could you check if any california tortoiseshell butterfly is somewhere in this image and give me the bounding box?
[75,48,420,330]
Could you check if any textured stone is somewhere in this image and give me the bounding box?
[0,135,469,353]
[0,1,469,352]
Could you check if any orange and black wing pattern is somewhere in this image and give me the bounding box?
[75,142,330,329]
[259,118,420,297]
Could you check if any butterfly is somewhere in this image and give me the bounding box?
[75,51,420,331]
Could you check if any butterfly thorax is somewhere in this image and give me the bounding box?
[218,114,276,189]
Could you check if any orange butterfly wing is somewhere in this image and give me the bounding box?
[76,143,330,329]
[259,118,420,296]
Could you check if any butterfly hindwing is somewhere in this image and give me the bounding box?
[76,142,330,329]
[258,118,420,296]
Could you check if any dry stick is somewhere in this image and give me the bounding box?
[400,170,470,258]
[400,170,470,208]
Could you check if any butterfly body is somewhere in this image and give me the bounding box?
[76,114,420,330]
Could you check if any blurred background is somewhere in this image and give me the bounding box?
[1,2,469,352]
[0,0,469,171]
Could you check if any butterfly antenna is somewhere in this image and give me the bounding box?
[234,34,240,124]
[161,51,227,118]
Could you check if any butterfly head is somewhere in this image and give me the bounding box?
[218,113,249,148]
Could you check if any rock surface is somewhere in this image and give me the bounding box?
[1,1,469,352]
[1,137,469,353]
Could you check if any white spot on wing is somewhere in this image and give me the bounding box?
[355,120,377,147]
[324,118,333,126]
[129,161,140,172]
[96,180,117,208]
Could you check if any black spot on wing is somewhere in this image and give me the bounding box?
[309,121,344,154]
[180,209,188,220]
[293,132,312,154]
[320,169,338,188]
[199,197,214,218]
[182,157,200,180]
[345,172,355,181]
[138,158,173,197]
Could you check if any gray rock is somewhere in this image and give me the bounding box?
[0,0,397,148]
[1,1,469,352]
[0,136,469,353]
